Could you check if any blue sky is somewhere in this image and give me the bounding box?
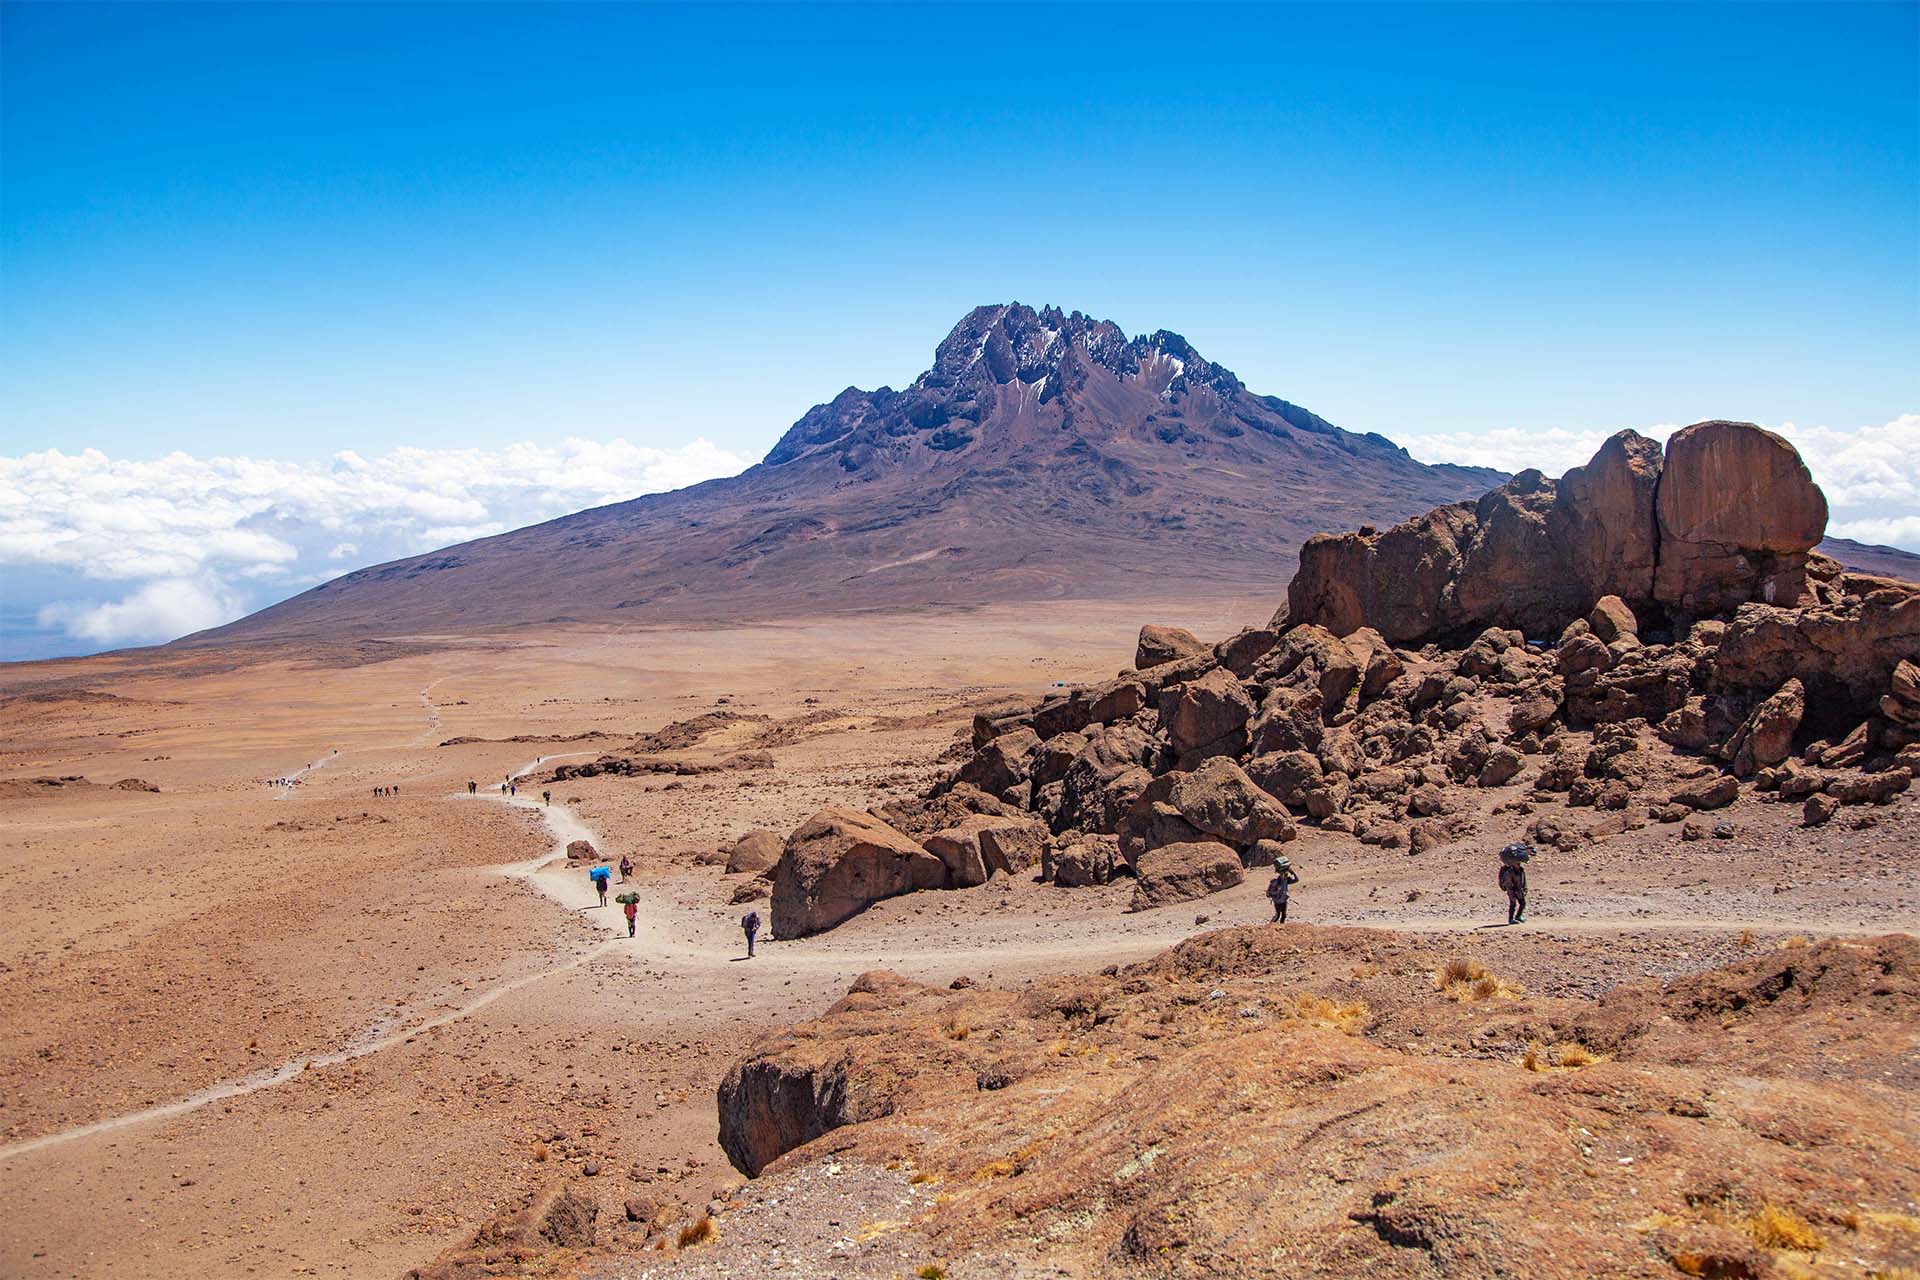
[3,2,1917,658]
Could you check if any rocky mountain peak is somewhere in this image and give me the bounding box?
[917,301,1244,399]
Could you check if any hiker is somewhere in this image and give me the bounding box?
[1498,844,1530,924]
[542,789,551,806]
[468,780,477,795]
[618,854,633,883]
[1267,855,1299,923]
[741,910,761,959]
[509,782,517,797]
[622,895,638,937]
[591,865,610,907]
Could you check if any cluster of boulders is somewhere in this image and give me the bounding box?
[758,422,1916,938]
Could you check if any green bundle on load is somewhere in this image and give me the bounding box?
[615,891,640,905]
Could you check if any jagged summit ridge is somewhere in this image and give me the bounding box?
[764,301,1348,470]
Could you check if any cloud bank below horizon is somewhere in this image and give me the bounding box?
[0,437,748,658]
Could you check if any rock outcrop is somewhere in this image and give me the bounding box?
[883,418,1915,915]
[769,809,946,939]
[1288,422,1830,644]
[713,929,1920,1278]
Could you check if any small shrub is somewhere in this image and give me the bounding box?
[1749,1203,1824,1252]
[1521,1041,1545,1072]
[919,1266,948,1280]
[1784,935,1808,950]
[1290,994,1371,1033]
[945,1021,970,1041]
[677,1215,715,1249]
[532,1141,548,1162]
[1436,959,1524,1001]
[909,1171,937,1186]
[972,1159,1014,1181]
[1738,928,1755,947]
[1557,1042,1601,1069]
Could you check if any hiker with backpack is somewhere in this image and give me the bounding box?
[618,854,633,883]
[1266,855,1299,923]
[741,910,761,959]
[1498,843,1530,924]
[590,865,611,908]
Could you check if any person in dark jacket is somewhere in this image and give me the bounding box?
[1499,860,1528,924]
[1267,856,1300,923]
[741,910,761,958]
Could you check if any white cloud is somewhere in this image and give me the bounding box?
[36,577,244,647]
[2,436,748,651]
[1399,414,1920,553]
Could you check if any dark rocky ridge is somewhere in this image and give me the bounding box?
[191,303,1502,645]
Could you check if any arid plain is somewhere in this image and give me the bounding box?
[3,591,1915,1278]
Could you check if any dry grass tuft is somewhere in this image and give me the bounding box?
[1290,994,1371,1034]
[1558,1042,1601,1069]
[918,1266,948,1280]
[1739,927,1756,946]
[909,1171,937,1186]
[1784,935,1809,949]
[532,1141,548,1162]
[677,1215,716,1249]
[1436,959,1524,1001]
[945,1020,970,1041]
[1749,1203,1824,1252]
[1523,1040,1604,1071]
[972,1159,1014,1181]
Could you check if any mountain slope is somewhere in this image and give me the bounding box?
[196,304,1502,644]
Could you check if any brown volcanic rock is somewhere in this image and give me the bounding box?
[1655,420,1829,615]
[197,303,1499,646]
[1287,422,1836,644]
[769,808,946,939]
[921,813,1047,888]
[713,930,1920,1279]
[1166,756,1296,849]
[724,829,785,875]
[1135,624,1208,670]
[1128,840,1244,910]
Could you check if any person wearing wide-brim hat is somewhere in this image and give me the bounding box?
[1267,855,1300,924]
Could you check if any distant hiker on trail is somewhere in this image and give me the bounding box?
[468,780,477,795]
[741,910,761,959]
[1267,856,1299,923]
[1498,843,1530,924]
[590,865,611,907]
[623,896,638,937]
[509,782,517,797]
[618,854,633,883]
[542,790,551,806]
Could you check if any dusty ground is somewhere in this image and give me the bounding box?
[1,598,1915,1279]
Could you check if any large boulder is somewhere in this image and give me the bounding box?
[1166,757,1296,848]
[1054,723,1157,833]
[921,814,1048,888]
[1136,624,1209,670]
[725,829,785,876]
[1726,678,1805,777]
[1654,421,1828,617]
[1165,667,1255,755]
[1127,841,1243,911]
[1713,581,1920,719]
[1284,423,1831,645]
[958,726,1041,797]
[770,809,947,939]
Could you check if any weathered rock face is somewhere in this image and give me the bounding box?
[770,809,947,939]
[922,814,1048,888]
[1136,624,1208,670]
[1166,757,1296,849]
[1287,422,1832,644]
[1164,666,1254,756]
[1655,421,1828,616]
[725,829,785,876]
[1128,840,1243,911]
